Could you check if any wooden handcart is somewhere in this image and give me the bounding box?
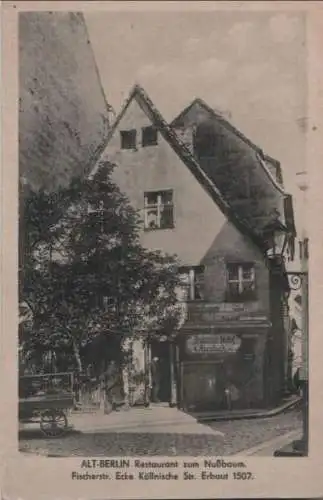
[19,372,74,437]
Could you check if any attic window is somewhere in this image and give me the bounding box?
[120,129,136,149]
[142,126,158,147]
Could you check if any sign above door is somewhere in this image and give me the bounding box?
[186,334,242,355]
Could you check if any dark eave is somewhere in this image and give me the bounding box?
[171,97,284,188]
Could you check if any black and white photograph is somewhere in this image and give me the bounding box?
[2,2,323,499]
[17,7,309,458]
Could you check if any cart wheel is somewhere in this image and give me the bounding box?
[40,410,67,437]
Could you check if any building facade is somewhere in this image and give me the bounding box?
[91,85,295,411]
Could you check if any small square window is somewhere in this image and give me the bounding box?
[142,126,158,147]
[120,129,136,149]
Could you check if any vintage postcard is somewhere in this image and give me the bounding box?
[1,1,323,498]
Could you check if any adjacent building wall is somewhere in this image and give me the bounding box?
[19,12,110,191]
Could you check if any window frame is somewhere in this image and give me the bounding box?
[225,262,256,302]
[178,265,205,301]
[144,189,174,230]
[142,125,158,147]
[120,129,137,150]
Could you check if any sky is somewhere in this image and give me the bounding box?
[85,10,307,242]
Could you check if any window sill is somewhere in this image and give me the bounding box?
[224,298,258,304]
[143,225,175,232]
[186,299,207,303]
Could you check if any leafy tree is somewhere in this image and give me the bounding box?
[20,162,181,377]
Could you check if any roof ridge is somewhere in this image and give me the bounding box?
[90,84,267,251]
[171,97,284,188]
[88,84,140,179]
[171,97,264,155]
[133,87,237,209]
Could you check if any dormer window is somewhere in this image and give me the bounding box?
[142,126,158,147]
[120,129,136,149]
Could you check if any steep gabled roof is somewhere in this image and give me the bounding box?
[90,85,267,252]
[171,97,284,188]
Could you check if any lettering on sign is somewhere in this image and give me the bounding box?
[186,302,261,324]
[186,334,242,354]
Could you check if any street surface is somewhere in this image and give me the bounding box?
[206,407,302,455]
[19,407,302,457]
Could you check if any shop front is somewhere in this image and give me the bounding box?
[129,305,271,411]
[177,325,269,412]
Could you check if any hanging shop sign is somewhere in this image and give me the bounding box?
[186,334,242,355]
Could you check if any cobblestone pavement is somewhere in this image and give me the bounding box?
[19,408,302,457]
[206,407,302,455]
[20,431,224,457]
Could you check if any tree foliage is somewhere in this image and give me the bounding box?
[20,161,181,373]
